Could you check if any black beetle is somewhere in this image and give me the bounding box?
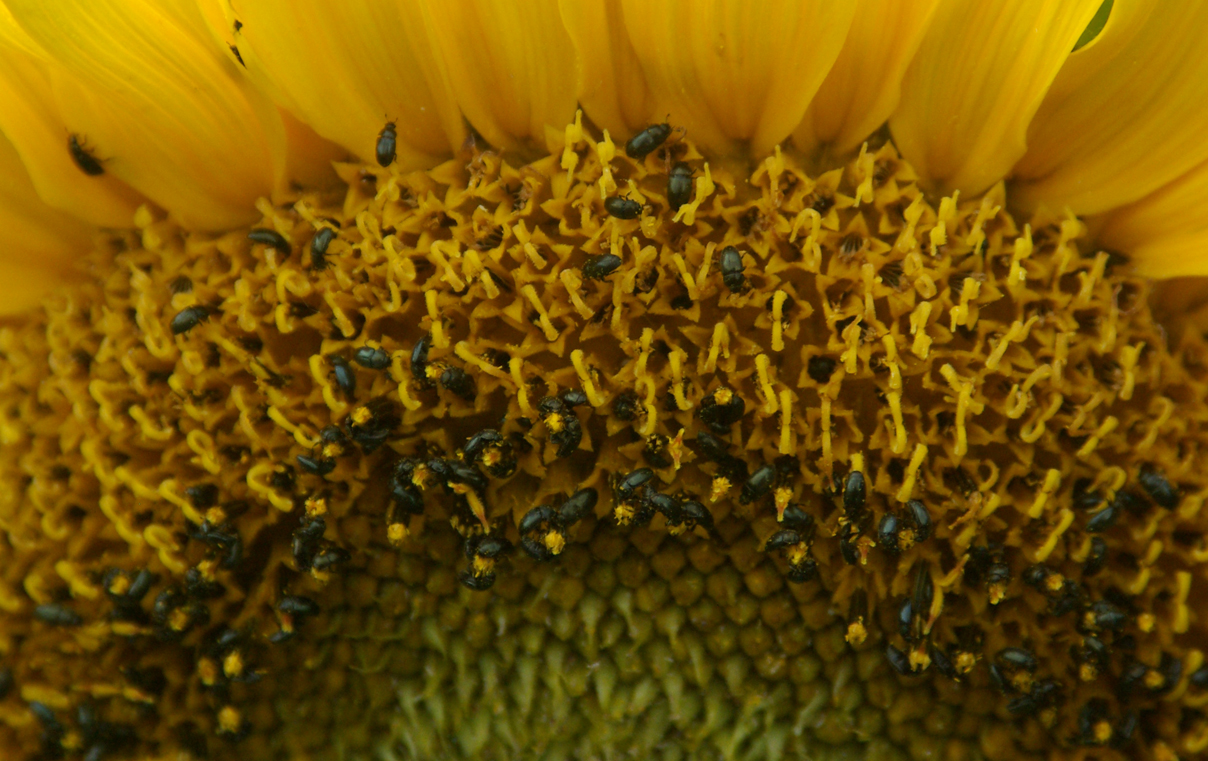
[905,499,932,543]
[376,121,397,167]
[604,196,642,220]
[1189,665,1208,690]
[1088,599,1128,631]
[248,228,291,253]
[612,390,639,421]
[34,602,82,627]
[1085,501,1118,533]
[329,355,356,399]
[698,387,745,434]
[463,429,504,461]
[311,545,351,572]
[296,454,335,477]
[740,464,775,504]
[470,535,512,560]
[885,644,914,675]
[668,162,693,211]
[278,595,320,618]
[559,488,598,525]
[439,366,476,401]
[720,246,745,292]
[1138,466,1179,508]
[997,647,1038,672]
[68,134,105,176]
[311,227,335,270]
[764,529,803,552]
[560,389,589,408]
[614,468,655,500]
[930,645,958,680]
[878,513,901,554]
[353,345,390,370]
[582,253,622,280]
[170,305,209,335]
[458,570,496,591]
[695,431,730,462]
[519,505,557,535]
[807,355,837,384]
[1083,537,1108,576]
[678,499,718,536]
[411,334,433,388]
[843,471,866,517]
[625,123,672,159]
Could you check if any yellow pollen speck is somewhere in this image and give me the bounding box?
[709,477,731,503]
[1011,673,1035,694]
[60,731,83,752]
[1138,613,1156,632]
[387,523,408,545]
[223,650,245,678]
[1093,720,1113,744]
[218,706,243,734]
[1080,663,1098,682]
[845,619,867,645]
[167,608,190,631]
[909,646,931,672]
[774,487,792,519]
[471,556,494,576]
[955,652,978,674]
[1039,708,1057,729]
[198,657,220,686]
[1044,573,1065,593]
[107,575,130,596]
[668,429,685,470]
[786,544,810,566]
[305,496,328,516]
[543,530,566,555]
[988,583,1006,605]
[411,465,432,490]
[1144,669,1165,689]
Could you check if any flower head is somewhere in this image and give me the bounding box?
[0,2,1207,760]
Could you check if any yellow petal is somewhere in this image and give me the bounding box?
[0,131,91,314]
[422,0,578,151]
[1094,157,1208,279]
[620,0,858,157]
[889,0,1101,197]
[193,0,344,193]
[5,0,279,231]
[796,0,941,157]
[559,0,655,140]
[219,0,464,170]
[1013,3,1208,216]
[0,8,143,227]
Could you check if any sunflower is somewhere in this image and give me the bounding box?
[0,0,1206,759]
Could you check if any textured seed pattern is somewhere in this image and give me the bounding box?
[0,114,1205,760]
